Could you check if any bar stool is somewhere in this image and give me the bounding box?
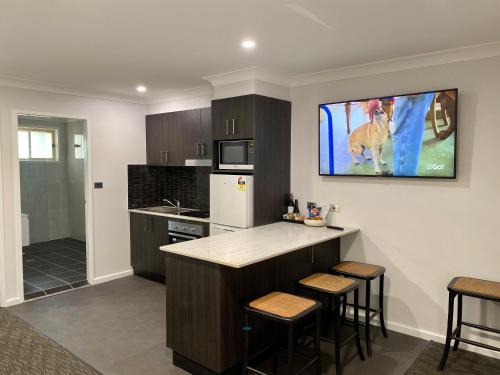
[298,273,365,375]
[438,277,500,371]
[243,292,322,375]
[331,261,387,357]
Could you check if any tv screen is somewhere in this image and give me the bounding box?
[319,89,457,178]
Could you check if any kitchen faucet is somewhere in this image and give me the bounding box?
[163,198,181,212]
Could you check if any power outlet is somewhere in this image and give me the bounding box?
[331,203,340,213]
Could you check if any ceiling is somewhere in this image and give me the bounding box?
[1,0,500,97]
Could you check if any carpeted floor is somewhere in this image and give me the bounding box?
[405,341,500,375]
[0,308,100,375]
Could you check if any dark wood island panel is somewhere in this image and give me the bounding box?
[165,238,340,374]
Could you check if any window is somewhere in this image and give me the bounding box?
[18,128,57,160]
[74,134,85,159]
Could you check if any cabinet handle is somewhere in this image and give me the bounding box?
[196,143,200,157]
[144,217,149,232]
[160,151,164,163]
[201,143,206,156]
[232,119,236,135]
[149,217,153,232]
[225,120,229,135]
[165,151,169,164]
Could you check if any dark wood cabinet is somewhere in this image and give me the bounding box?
[200,107,212,158]
[130,213,169,283]
[146,114,164,165]
[146,107,212,166]
[212,95,255,140]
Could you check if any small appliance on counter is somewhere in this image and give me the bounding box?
[209,174,254,235]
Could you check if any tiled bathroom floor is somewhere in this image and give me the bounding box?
[23,238,88,300]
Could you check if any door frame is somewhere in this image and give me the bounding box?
[10,109,95,303]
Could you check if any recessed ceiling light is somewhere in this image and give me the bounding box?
[241,39,256,49]
[136,85,147,93]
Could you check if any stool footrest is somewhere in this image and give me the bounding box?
[246,367,268,375]
[295,358,320,375]
[320,331,358,348]
[343,303,382,322]
[451,337,500,352]
[461,321,500,335]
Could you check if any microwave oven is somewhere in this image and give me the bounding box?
[218,140,255,170]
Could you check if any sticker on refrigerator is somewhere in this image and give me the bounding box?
[237,177,246,191]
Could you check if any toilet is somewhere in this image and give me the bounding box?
[21,213,30,247]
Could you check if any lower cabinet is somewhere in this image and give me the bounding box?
[130,213,169,283]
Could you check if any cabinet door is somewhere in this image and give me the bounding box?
[180,109,203,161]
[148,215,169,277]
[130,213,150,273]
[212,98,234,140]
[146,114,164,165]
[200,107,212,158]
[162,112,186,166]
[231,95,255,139]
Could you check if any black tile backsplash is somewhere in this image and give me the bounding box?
[128,165,210,211]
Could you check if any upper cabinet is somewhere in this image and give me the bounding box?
[146,107,212,166]
[212,95,255,140]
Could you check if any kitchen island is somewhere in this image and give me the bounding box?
[160,222,359,374]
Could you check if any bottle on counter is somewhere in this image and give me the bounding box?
[293,199,300,215]
[287,194,295,216]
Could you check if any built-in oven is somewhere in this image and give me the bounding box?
[218,139,255,170]
[168,220,204,244]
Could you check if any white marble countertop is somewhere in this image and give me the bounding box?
[128,209,210,224]
[160,222,359,268]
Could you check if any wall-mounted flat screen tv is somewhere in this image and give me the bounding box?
[319,89,457,178]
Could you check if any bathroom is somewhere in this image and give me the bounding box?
[18,114,88,300]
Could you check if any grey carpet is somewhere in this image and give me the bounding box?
[0,308,100,375]
[405,341,500,375]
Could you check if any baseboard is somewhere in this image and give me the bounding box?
[345,307,500,359]
[5,296,23,307]
[91,269,134,285]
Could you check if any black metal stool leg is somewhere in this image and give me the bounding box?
[452,294,462,351]
[334,295,342,375]
[243,313,250,375]
[341,294,347,324]
[315,309,322,375]
[365,280,372,357]
[379,274,388,338]
[287,324,294,375]
[354,288,365,361]
[438,291,456,371]
[273,325,279,374]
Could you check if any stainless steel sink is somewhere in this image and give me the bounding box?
[140,206,198,215]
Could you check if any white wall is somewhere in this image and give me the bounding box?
[0,86,146,306]
[290,56,500,356]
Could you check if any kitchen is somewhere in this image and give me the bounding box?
[127,94,292,285]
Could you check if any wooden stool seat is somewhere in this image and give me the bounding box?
[448,277,500,301]
[332,261,385,280]
[299,273,358,295]
[248,291,317,319]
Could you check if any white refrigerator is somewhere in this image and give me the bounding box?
[210,174,254,235]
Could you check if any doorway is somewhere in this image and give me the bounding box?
[17,114,88,300]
